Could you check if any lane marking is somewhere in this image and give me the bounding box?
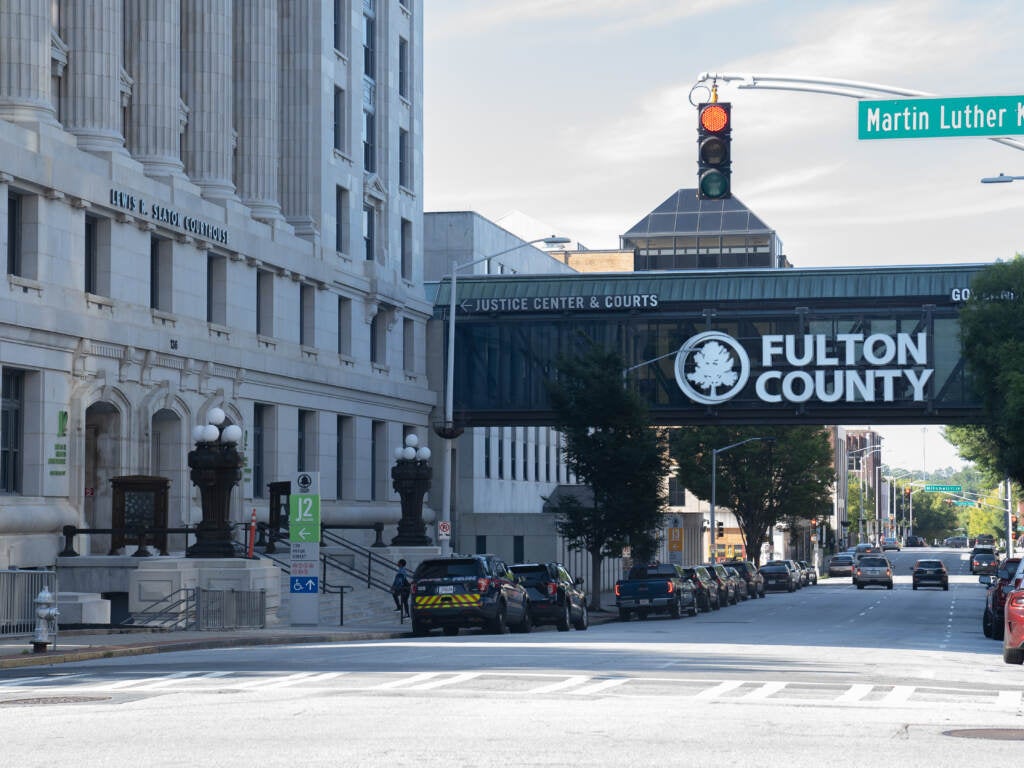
[526,675,591,694]
[694,680,746,699]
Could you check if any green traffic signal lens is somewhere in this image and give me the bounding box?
[699,170,729,199]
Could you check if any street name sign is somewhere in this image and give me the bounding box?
[925,484,962,492]
[858,95,1024,140]
[953,501,974,507]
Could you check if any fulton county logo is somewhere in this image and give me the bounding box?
[674,331,750,405]
[673,329,934,406]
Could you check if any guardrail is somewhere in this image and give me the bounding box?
[1,570,58,637]
[60,524,198,557]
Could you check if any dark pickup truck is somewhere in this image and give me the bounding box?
[614,563,697,621]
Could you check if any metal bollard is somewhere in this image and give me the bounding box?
[31,586,60,654]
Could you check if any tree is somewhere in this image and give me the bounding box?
[958,255,1024,486]
[943,425,1003,488]
[545,343,670,609]
[669,426,834,564]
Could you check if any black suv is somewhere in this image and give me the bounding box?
[510,562,589,631]
[410,554,531,636]
[680,565,720,611]
[703,563,737,606]
[724,560,766,598]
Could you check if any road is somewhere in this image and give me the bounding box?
[2,548,1022,767]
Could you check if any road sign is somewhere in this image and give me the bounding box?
[924,484,962,492]
[858,95,1024,140]
[289,576,319,593]
[289,494,321,543]
[953,501,974,507]
[437,520,451,539]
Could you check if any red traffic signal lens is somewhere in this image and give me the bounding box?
[700,104,730,133]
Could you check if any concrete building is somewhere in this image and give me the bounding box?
[0,1,431,573]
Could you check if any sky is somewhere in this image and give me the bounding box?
[422,0,1022,473]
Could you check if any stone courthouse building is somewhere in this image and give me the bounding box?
[0,1,431,569]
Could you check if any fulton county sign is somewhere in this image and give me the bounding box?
[858,95,1024,140]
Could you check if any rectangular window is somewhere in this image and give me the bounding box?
[667,476,686,507]
[370,311,386,365]
[398,37,409,99]
[521,433,527,480]
[150,236,172,311]
[362,13,375,79]
[333,0,349,53]
[298,410,316,473]
[252,404,266,498]
[371,420,384,501]
[399,128,411,189]
[335,415,350,499]
[1,370,24,494]
[498,427,504,479]
[511,433,517,480]
[256,269,273,336]
[207,254,227,324]
[362,110,375,173]
[337,295,352,356]
[300,283,315,347]
[84,215,98,294]
[484,429,491,479]
[534,438,540,484]
[402,318,414,371]
[513,535,524,564]
[333,86,346,152]
[363,204,375,261]
[400,218,412,281]
[6,193,21,276]
[475,536,487,555]
[335,185,349,254]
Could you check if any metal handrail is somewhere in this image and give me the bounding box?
[321,527,400,592]
[122,587,197,630]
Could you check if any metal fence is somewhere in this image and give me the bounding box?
[195,588,266,630]
[0,570,58,637]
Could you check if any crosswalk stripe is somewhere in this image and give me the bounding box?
[526,675,591,694]
[836,684,873,702]
[882,685,914,704]
[569,678,629,696]
[370,672,443,690]
[406,672,481,691]
[694,680,746,700]
[997,690,1022,708]
[744,681,786,700]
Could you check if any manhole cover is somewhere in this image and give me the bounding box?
[944,729,1024,741]
[0,696,110,706]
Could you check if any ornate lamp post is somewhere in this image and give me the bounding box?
[187,407,244,558]
[391,433,433,546]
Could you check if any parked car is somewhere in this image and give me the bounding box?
[798,560,819,585]
[703,563,738,605]
[760,560,798,592]
[853,555,894,590]
[981,556,1022,639]
[724,566,750,601]
[724,560,765,598]
[679,565,720,612]
[904,535,927,547]
[1004,586,1024,665]
[881,537,901,551]
[828,554,855,577]
[410,554,531,636]
[510,562,588,631]
[614,562,697,621]
[911,559,949,591]
[971,552,998,576]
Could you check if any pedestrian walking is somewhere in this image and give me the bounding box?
[391,559,411,616]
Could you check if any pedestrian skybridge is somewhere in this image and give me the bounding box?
[430,263,987,427]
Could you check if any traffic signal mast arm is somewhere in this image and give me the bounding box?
[692,72,1024,153]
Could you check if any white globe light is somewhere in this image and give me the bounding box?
[416,446,431,461]
[202,424,221,442]
[207,407,226,426]
[394,446,406,460]
[221,424,242,444]
[192,425,206,442]
[402,446,416,461]
[404,433,419,448]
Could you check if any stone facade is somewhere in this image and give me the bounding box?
[0,1,430,569]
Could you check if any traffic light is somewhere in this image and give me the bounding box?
[716,521,725,538]
[697,101,732,199]
[903,488,911,500]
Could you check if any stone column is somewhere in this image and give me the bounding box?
[181,0,236,201]
[0,0,58,125]
[124,0,186,180]
[60,0,126,153]
[279,4,319,238]
[233,0,281,222]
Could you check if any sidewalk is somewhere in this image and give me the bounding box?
[1,598,620,670]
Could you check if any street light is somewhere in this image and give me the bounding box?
[709,436,774,563]
[435,235,571,556]
[981,173,1024,184]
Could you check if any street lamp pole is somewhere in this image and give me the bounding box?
[437,235,569,556]
[709,436,773,563]
[981,173,1024,183]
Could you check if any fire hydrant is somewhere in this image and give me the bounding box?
[31,586,59,654]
